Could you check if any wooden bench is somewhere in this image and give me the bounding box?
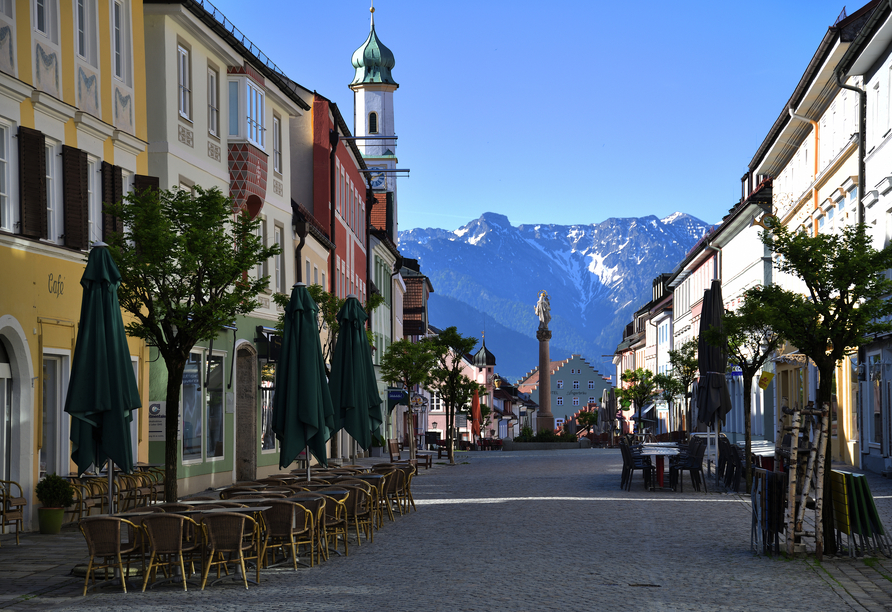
[388,440,432,469]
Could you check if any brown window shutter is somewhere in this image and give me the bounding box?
[133,174,159,195]
[18,126,46,238]
[112,165,123,234]
[101,162,125,239]
[62,145,88,250]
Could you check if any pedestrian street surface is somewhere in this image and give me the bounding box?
[7,449,892,611]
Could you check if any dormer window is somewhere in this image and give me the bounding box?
[368,111,378,134]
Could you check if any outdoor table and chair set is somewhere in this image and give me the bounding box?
[619,436,708,492]
[74,463,418,595]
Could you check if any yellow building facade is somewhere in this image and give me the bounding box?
[0,0,150,529]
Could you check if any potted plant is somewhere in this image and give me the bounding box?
[35,473,74,534]
[369,434,384,458]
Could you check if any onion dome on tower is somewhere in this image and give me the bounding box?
[473,337,497,368]
[351,3,398,87]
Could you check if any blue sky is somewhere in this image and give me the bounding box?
[211,0,864,231]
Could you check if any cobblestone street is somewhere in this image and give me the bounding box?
[4,449,892,611]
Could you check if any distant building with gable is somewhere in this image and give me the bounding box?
[518,354,613,421]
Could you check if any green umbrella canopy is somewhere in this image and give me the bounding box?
[64,244,141,476]
[272,283,334,469]
[329,296,383,451]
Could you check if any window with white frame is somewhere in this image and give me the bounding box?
[112,0,123,78]
[588,380,594,389]
[0,124,9,232]
[273,115,281,173]
[255,216,266,285]
[430,391,442,412]
[274,224,283,293]
[573,380,579,389]
[0,0,12,18]
[305,259,310,285]
[207,67,219,136]
[368,111,378,134]
[246,80,264,147]
[177,44,190,120]
[556,397,563,406]
[45,141,61,243]
[573,398,580,406]
[557,380,563,389]
[76,0,98,66]
[34,0,58,43]
[87,157,101,243]
[228,80,238,136]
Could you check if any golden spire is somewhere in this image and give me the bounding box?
[370,1,375,28]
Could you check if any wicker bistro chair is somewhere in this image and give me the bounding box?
[199,512,265,590]
[156,503,193,513]
[79,517,143,596]
[140,513,202,591]
[376,468,407,521]
[389,464,417,513]
[261,501,315,570]
[287,495,327,563]
[0,480,26,544]
[366,471,393,527]
[341,485,375,545]
[315,490,350,557]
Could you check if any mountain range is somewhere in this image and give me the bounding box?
[396,212,710,382]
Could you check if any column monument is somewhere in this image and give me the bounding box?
[535,291,555,432]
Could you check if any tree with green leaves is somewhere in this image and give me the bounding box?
[426,327,482,464]
[668,339,698,433]
[380,338,436,462]
[652,372,684,435]
[576,409,598,436]
[616,368,658,433]
[106,186,279,501]
[272,285,384,375]
[760,221,892,558]
[703,285,781,494]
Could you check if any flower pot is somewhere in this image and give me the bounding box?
[369,446,383,458]
[38,507,65,534]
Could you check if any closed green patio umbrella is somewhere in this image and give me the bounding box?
[329,295,383,452]
[64,243,141,510]
[271,283,334,470]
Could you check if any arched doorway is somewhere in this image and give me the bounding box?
[235,344,257,482]
[0,315,34,523]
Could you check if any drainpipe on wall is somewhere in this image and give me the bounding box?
[294,219,308,283]
[788,106,821,232]
[834,68,867,412]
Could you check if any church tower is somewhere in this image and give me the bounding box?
[350,3,399,240]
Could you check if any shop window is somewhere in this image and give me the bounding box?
[260,365,275,452]
[182,353,203,461]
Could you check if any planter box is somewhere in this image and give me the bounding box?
[501,439,592,451]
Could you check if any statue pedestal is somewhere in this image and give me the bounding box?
[536,328,555,432]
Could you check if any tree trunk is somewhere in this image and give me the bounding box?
[446,403,455,465]
[164,358,186,502]
[817,363,837,557]
[743,375,753,494]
